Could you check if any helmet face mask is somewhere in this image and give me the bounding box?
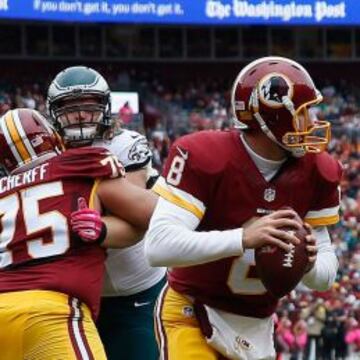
[47,66,112,147]
[231,56,331,157]
[54,96,107,146]
[282,100,330,154]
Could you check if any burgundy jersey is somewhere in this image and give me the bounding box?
[154,130,342,318]
[0,147,124,318]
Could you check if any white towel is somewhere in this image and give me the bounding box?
[197,304,276,360]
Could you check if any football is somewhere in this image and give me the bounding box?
[255,225,310,298]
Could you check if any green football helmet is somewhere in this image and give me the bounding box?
[47,66,112,147]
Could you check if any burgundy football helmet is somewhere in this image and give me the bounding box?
[0,108,63,174]
[231,56,330,156]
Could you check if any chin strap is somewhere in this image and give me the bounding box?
[249,87,283,146]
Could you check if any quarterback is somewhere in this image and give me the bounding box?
[145,57,342,360]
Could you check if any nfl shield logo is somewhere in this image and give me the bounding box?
[264,188,276,202]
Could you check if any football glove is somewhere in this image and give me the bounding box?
[70,197,107,244]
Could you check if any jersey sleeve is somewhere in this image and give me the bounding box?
[304,153,343,227]
[111,131,152,172]
[153,136,211,220]
[51,147,125,180]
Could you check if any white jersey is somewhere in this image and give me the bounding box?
[93,129,166,296]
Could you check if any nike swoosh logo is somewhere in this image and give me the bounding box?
[176,146,188,160]
[134,301,151,307]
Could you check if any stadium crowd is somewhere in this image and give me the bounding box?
[0,69,359,360]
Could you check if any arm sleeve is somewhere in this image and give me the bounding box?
[301,226,338,291]
[144,197,243,267]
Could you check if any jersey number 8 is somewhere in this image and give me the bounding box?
[167,155,186,186]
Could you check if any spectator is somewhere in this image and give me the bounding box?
[276,316,295,360]
[293,319,308,360]
[306,298,326,360]
[345,318,360,359]
[119,101,134,125]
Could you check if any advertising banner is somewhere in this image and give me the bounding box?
[0,0,356,25]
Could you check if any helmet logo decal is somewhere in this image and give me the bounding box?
[258,73,293,109]
[234,100,245,111]
[128,138,151,163]
[31,134,44,147]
